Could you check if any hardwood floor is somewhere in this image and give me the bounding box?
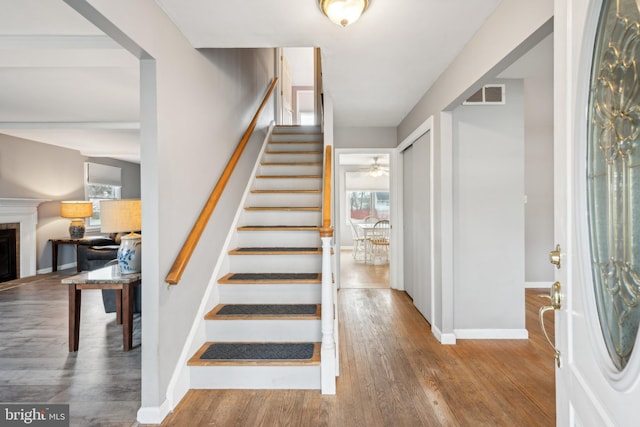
[161,288,555,426]
[0,270,141,427]
[339,248,390,289]
[1,267,554,426]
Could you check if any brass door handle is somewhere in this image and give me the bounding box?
[539,281,562,367]
[549,244,561,269]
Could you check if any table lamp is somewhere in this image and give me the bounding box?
[60,201,93,238]
[100,199,141,274]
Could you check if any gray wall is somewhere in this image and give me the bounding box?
[334,126,397,148]
[524,78,554,284]
[396,0,553,339]
[82,0,276,415]
[452,79,525,332]
[0,133,140,271]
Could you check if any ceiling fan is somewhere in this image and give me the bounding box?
[361,157,389,177]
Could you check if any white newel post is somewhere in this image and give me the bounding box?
[320,232,336,394]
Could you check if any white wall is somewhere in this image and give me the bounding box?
[76,0,276,419]
[452,79,525,334]
[395,0,553,340]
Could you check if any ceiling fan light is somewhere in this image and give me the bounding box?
[320,0,369,27]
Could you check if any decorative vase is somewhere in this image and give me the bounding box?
[68,219,85,238]
[117,233,141,274]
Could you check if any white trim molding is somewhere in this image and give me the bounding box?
[454,328,529,340]
[0,198,47,278]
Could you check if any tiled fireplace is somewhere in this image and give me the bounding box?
[0,198,46,278]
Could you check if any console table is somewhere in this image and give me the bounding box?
[62,265,141,352]
[50,236,110,272]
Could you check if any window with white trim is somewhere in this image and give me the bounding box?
[84,162,122,228]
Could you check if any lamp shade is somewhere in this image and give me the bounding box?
[320,0,368,27]
[60,201,93,219]
[100,199,141,233]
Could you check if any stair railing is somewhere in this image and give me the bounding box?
[319,145,336,394]
[165,78,278,285]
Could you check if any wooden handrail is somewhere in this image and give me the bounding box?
[319,145,333,238]
[165,78,279,285]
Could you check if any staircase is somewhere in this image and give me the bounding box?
[187,125,328,390]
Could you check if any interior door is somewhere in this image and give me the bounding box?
[281,54,293,125]
[551,0,640,424]
[401,132,432,323]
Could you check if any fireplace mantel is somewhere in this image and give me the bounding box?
[0,198,48,277]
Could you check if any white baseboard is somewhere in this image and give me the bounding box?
[137,399,172,425]
[525,281,553,289]
[454,328,529,340]
[431,325,457,345]
[37,262,76,275]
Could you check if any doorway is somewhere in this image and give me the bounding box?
[336,152,391,289]
[278,47,316,125]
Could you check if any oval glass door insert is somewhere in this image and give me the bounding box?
[587,0,640,371]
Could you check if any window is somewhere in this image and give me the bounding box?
[84,163,122,228]
[348,191,390,222]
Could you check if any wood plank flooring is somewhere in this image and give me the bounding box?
[1,264,555,426]
[161,287,555,426]
[0,270,140,427]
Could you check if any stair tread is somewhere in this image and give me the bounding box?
[245,206,321,211]
[229,247,321,255]
[269,143,324,145]
[218,272,321,284]
[265,151,323,155]
[238,225,319,231]
[206,304,321,320]
[255,175,321,179]
[188,342,321,366]
[250,189,321,194]
[261,162,322,166]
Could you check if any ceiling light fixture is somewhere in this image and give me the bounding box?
[319,0,369,27]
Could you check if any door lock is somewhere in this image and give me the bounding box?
[549,244,561,269]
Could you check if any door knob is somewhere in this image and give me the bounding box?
[539,281,562,367]
[549,244,561,269]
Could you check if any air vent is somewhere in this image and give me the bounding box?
[463,84,505,105]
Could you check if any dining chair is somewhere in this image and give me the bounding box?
[349,219,367,261]
[368,220,390,264]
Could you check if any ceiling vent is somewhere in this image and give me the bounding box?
[463,84,505,105]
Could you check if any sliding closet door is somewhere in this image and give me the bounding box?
[403,144,415,298]
[402,132,431,323]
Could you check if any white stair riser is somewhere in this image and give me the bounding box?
[219,284,321,304]
[259,164,323,176]
[267,142,323,152]
[263,153,322,163]
[237,230,320,247]
[206,319,322,342]
[242,210,321,226]
[248,193,321,208]
[270,133,323,142]
[273,126,321,134]
[229,254,321,273]
[253,177,321,191]
[190,365,321,390]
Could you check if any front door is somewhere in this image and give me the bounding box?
[553,0,640,424]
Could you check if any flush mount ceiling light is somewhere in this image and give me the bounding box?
[319,0,369,27]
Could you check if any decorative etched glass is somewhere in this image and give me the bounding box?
[587,0,640,370]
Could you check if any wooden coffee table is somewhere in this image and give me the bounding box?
[62,265,141,352]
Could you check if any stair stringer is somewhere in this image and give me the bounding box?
[164,121,276,411]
